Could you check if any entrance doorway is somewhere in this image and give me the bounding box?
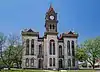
[38,59,43,69]
[59,59,63,68]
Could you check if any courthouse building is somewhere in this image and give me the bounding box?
[21,5,78,69]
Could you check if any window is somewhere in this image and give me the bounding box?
[53,25,55,29]
[53,41,55,55]
[49,40,55,55]
[50,24,52,29]
[31,58,34,67]
[26,39,29,55]
[50,24,55,30]
[72,41,75,56]
[39,44,42,55]
[50,40,52,55]
[49,58,52,66]
[67,41,70,56]
[53,58,55,66]
[59,45,62,56]
[72,58,75,67]
[25,58,29,67]
[31,39,34,55]
[68,59,71,67]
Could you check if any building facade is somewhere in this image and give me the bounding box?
[21,5,78,69]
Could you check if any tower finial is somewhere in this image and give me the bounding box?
[48,2,55,13]
[50,1,52,8]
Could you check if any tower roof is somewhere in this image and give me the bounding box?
[47,4,55,13]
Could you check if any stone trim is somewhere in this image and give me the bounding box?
[62,33,78,38]
[22,32,39,36]
[44,32,58,35]
[38,37,44,42]
[58,40,63,42]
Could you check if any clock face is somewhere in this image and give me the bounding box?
[50,15,54,20]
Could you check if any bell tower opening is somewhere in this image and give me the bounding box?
[45,4,58,32]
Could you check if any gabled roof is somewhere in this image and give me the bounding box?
[63,31,78,35]
[68,31,74,34]
[21,28,39,36]
[27,29,34,32]
[61,31,78,38]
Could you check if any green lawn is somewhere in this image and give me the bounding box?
[0,69,96,72]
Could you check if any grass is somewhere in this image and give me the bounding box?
[0,69,96,72]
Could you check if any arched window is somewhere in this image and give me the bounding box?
[53,41,55,55]
[49,40,55,55]
[68,59,71,67]
[72,58,75,67]
[39,44,42,55]
[26,39,29,55]
[31,58,34,67]
[53,58,55,66]
[31,39,34,55]
[25,58,29,67]
[49,58,52,66]
[67,41,70,56]
[59,45,62,56]
[50,40,52,55]
[72,41,75,56]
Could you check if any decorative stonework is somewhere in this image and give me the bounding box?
[22,29,39,36]
[62,31,78,38]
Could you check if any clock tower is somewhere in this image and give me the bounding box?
[44,4,59,69]
[45,4,58,32]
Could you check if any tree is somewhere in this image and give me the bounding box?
[76,37,100,69]
[0,32,7,67]
[7,34,23,68]
[2,46,15,68]
[76,46,88,62]
[12,45,23,68]
[1,33,23,69]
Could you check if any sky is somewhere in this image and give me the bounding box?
[0,0,100,44]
